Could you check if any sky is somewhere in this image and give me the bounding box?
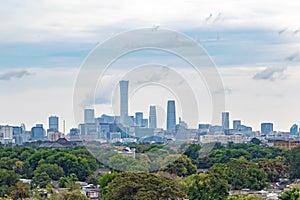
[1,0,300,132]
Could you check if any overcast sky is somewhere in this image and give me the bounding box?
[1,0,300,132]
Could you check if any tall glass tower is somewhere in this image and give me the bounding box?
[49,116,59,132]
[222,112,230,132]
[135,112,143,127]
[149,106,157,129]
[167,100,176,132]
[120,80,129,125]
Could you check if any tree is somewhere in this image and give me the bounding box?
[289,146,300,179]
[250,138,261,145]
[104,172,187,200]
[9,181,30,199]
[184,165,230,200]
[32,172,51,188]
[183,144,202,162]
[49,190,89,200]
[0,169,19,187]
[162,155,197,177]
[225,158,267,190]
[108,154,148,172]
[34,163,64,180]
[279,187,300,200]
[58,173,79,190]
[97,172,118,196]
[258,159,288,182]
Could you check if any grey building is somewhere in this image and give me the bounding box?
[31,124,46,140]
[233,120,241,130]
[120,80,129,126]
[167,100,176,132]
[149,106,157,129]
[261,122,273,135]
[84,109,95,124]
[135,112,143,127]
[290,124,298,136]
[49,116,59,132]
[222,112,230,133]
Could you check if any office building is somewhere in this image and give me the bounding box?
[0,125,14,144]
[233,120,241,130]
[198,124,211,130]
[31,124,46,140]
[49,116,59,132]
[135,112,143,127]
[120,80,129,125]
[167,100,176,132]
[290,124,298,136]
[261,122,273,135]
[149,106,157,129]
[84,109,95,124]
[222,112,230,133]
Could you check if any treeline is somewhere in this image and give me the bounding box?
[0,146,99,199]
[0,142,300,199]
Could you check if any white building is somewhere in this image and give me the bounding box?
[0,125,14,144]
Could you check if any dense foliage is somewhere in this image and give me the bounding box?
[0,142,299,199]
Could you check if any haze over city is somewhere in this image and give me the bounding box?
[1,1,300,131]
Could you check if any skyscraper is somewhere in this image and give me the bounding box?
[135,112,143,127]
[49,116,59,132]
[120,80,129,125]
[31,124,45,140]
[149,106,157,129]
[261,122,273,135]
[290,124,299,136]
[84,109,95,124]
[222,112,229,133]
[233,120,241,130]
[167,100,176,132]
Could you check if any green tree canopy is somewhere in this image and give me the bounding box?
[104,172,187,200]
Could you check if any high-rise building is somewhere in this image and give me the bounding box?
[31,124,46,140]
[149,106,157,129]
[261,122,273,135]
[84,109,95,124]
[0,125,14,144]
[167,100,176,132]
[290,124,298,136]
[120,80,129,125]
[142,119,148,128]
[135,112,143,127]
[233,120,241,130]
[222,112,230,132]
[49,116,59,132]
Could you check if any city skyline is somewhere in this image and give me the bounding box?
[1,1,300,132]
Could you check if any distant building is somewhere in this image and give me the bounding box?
[273,140,300,149]
[69,128,80,141]
[48,116,59,132]
[199,134,245,144]
[0,125,14,144]
[120,80,129,126]
[149,106,157,129]
[167,100,176,132]
[233,120,241,130]
[47,131,62,141]
[135,112,143,127]
[198,124,211,130]
[79,123,100,140]
[84,109,95,124]
[222,112,230,133]
[261,123,273,135]
[31,124,46,141]
[142,119,148,128]
[290,124,298,136]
